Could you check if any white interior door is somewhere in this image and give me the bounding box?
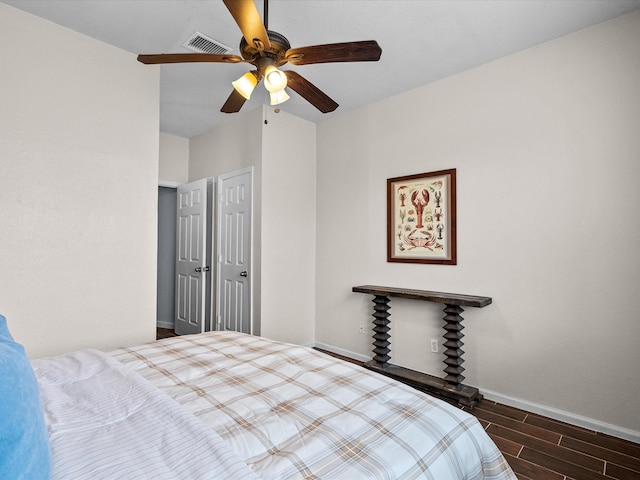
[175,179,209,335]
[216,167,252,334]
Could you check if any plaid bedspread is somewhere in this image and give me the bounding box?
[111,331,515,480]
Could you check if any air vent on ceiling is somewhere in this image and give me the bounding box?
[183,32,232,55]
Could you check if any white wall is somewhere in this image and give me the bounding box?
[315,11,640,438]
[260,109,316,345]
[0,4,160,358]
[159,132,189,184]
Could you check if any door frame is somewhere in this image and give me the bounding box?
[157,181,181,330]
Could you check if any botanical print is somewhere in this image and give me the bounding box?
[387,169,456,264]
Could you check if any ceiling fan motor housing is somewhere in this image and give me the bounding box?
[240,30,291,67]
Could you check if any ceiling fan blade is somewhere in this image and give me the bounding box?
[286,40,382,65]
[285,70,338,113]
[221,89,247,114]
[137,53,243,64]
[223,0,271,52]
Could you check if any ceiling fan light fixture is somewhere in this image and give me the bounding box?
[232,71,258,99]
[138,0,382,116]
[263,65,287,93]
[270,89,290,106]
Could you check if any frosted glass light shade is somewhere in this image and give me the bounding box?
[270,89,290,105]
[263,66,287,93]
[232,72,258,99]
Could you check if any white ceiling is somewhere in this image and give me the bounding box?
[4,0,639,138]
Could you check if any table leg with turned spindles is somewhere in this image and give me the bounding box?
[353,285,491,408]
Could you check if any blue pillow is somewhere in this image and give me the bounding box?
[0,315,51,479]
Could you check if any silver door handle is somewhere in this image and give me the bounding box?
[203,266,210,272]
[195,267,202,272]
[240,271,248,277]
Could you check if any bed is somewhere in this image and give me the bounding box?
[1,315,516,479]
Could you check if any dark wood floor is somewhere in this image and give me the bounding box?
[467,399,640,480]
[156,327,178,339]
[157,329,640,479]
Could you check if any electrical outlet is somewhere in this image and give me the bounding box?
[359,322,365,334]
[430,339,439,353]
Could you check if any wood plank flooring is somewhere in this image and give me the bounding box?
[156,327,177,339]
[466,399,640,480]
[156,329,640,479]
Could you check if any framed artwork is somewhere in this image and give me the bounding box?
[387,169,457,264]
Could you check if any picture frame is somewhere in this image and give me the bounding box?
[387,169,457,264]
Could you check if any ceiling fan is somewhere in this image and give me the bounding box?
[137,0,382,114]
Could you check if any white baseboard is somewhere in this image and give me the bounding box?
[313,342,640,444]
[481,389,640,444]
[313,342,372,363]
[156,321,174,329]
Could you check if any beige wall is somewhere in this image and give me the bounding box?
[189,107,264,335]
[189,107,263,182]
[188,107,316,346]
[260,109,316,345]
[315,11,640,438]
[0,4,160,358]
[159,133,189,184]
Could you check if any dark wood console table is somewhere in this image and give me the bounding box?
[352,285,492,407]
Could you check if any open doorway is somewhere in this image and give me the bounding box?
[157,186,177,329]
[156,170,253,336]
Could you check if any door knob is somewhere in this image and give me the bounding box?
[195,267,202,272]
[240,271,248,277]
[203,266,210,272]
